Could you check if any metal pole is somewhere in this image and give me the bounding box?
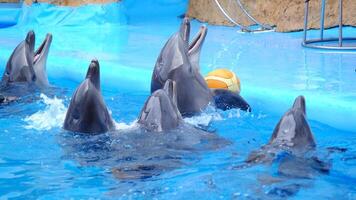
[338,0,343,47]
[235,0,272,30]
[320,0,326,39]
[213,0,249,31]
[303,0,310,43]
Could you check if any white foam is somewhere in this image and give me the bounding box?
[23,93,139,132]
[24,94,67,131]
[184,112,223,127]
[114,120,138,130]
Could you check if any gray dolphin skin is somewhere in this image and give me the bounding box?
[268,95,316,151]
[1,31,36,85]
[151,18,213,115]
[240,96,329,197]
[1,30,52,88]
[33,33,52,88]
[180,17,207,71]
[138,79,183,132]
[247,96,316,164]
[245,96,329,179]
[63,59,114,134]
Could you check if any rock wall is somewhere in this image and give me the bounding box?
[0,0,19,2]
[187,0,356,32]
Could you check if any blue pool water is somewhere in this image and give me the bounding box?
[0,1,355,199]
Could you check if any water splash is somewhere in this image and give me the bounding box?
[24,94,67,131]
[184,111,223,127]
[114,120,138,130]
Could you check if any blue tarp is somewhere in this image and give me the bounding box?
[17,2,127,26]
[0,3,21,28]
[1,0,188,27]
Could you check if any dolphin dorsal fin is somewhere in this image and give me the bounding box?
[292,96,306,115]
[163,79,178,107]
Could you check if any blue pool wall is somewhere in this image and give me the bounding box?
[10,0,188,27]
[0,1,355,133]
[0,3,22,28]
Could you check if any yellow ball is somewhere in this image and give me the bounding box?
[204,69,241,93]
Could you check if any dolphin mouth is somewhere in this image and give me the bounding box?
[180,17,190,43]
[25,31,36,55]
[34,33,52,64]
[188,26,207,55]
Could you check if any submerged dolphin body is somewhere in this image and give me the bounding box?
[151,18,213,116]
[212,89,251,111]
[239,96,330,198]
[138,79,183,132]
[245,96,329,178]
[1,31,52,89]
[63,60,114,134]
[61,75,229,180]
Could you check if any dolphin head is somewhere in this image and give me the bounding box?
[151,18,212,115]
[63,59,113,134]
[151,32,187,93]
[187,26,207,71]
[269,96,316,151]
[180,17,190,44]
[25,30,35,53]
[179,17,208,71]
[33,33,52,88]
[1,31,36,85]
[151,18,208,93]
[139,80,182,132]
[85,59,100,90]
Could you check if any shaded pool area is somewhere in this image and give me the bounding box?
[0,1,355,199]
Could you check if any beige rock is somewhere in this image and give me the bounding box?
[187,0,356,32]
[0,0,19,2]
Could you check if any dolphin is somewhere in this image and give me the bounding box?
[138,79,183,132]
[61,77,230,180]
[63,59,114,134]
[235,96,330,198]
[1,30,52,89]
[268,95,315,152]
[151,18,251,114]
[244,96,329,179]
[246,96,316,164]
[151,18,213,116]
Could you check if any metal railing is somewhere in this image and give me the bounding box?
[213,0,274,32]
[302,0,356,50]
